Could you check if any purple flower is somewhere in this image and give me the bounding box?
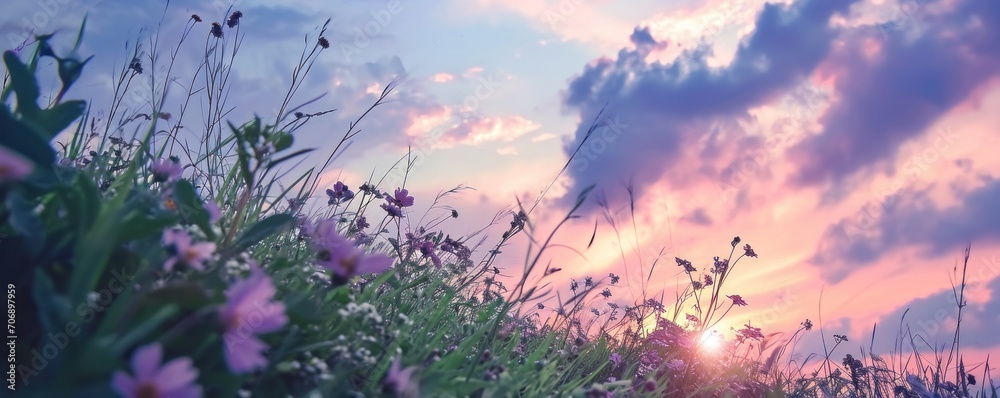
[355,216,369,231]
[389,188,414,207]
[384,356,419,397]
[735,324,764,343]
[219,266,288,374]
[311,219,392,278]
[325,181,355,205]
[162,229,215,272]
[204,200,221,223]
[417,239,441,268]
[151,158,183,183]
[743,244,758,258]
[0,145,33,183]
[609,353,622,367]
[381,202,403,218]
[727,294,748,307]
[111,343,202,398]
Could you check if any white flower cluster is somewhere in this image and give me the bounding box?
[222,252,254,279]
[336,302,383,324]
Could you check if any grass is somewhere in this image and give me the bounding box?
[1,9,997,398]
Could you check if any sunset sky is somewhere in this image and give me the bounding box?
[4,0,999,370]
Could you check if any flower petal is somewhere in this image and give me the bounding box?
[152,357,198,392]
[131,343,163,380]
[223,334,269,374]
[111,371,138,398]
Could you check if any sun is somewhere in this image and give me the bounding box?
[699,330,725,355]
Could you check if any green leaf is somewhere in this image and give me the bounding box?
[0,105,55,166]
[118,211,176,242]
[35,100,86,139]
[139,282,211,311]
[109,305,179,355]
[172,179,214,239]
[233,214,295,250]
[3,51,41,115]
[5,190,45,257]
[273,131,293,152]
[228,121,254,187]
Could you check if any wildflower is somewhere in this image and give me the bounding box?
[584,276,593,287]
[600,288,612,299]
[325,181,355,205]
[191,14,202,23]
[417,239,442,268]
[731,236,741,247]
[204,200,222,223]
[311,219,392,281]
[210,22,223,38]
[704,274,713,286]
[219,266,288,373]
[665,359,686,372]
[226,11,243,28]
[151,158,182,183]
[111,343,203,398]
[129,57,143,74]
[801,319,813,331]
[381,202,403,218]
[727,294,747,306]
[162,229,215,272]
[537,303,544,310]
[834,334,848,343]
[609,353,622,367]
[676,257,696,274]
[163,197,178,211]
[383,356,419,397]
[743,244,757,258]
[691,280,704,290]
[735,324,764,343]
[609,273,620,285]
[967,374,976,385]
[318,37,330,49]
[712,256,729,274]
[570,279,579,292]
[355,216,369,231]
[389,188,415,207]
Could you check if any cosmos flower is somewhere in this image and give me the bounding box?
[389,188,414,207]
[150,158,183,183]
[384,356,419,398]
[219,266,288,374]
[162,229,216,272]
[0,145,33,183]
[727,294,747,307]
[326,181,355,205]
[311,219,392,279]
[111,343,202,398]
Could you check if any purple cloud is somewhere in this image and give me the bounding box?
[560,0,859,210]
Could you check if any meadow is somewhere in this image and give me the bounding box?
[1,10,996,398]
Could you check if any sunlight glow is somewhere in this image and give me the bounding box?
[699,330,725,355]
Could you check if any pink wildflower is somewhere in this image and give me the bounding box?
[0,145,33,183]
[162,229,215,272]
[311,219,392,279]
[111,343,202,398]
[219,266,288,373]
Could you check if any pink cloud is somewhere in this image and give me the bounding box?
[432,73,455,83]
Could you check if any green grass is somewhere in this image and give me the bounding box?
[1,10,996,398]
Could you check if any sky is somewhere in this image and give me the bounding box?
[3,0,1000,374]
